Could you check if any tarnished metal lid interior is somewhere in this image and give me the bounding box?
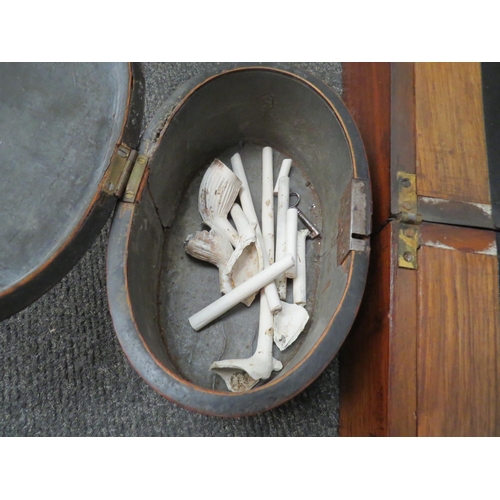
[0,63,130,295]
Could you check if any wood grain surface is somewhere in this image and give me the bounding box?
[391,63,416,215]
[420,221,497,255]
[417,243,500,436]
[388,263,417,436]
[343,63,391,232]
[340,222,391,436]
[415,62,490,205]
[340,221,418,436]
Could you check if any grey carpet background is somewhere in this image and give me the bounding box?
[0,63,343,436]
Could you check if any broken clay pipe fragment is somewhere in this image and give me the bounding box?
[184,229,233,295]
[261,147,275,265]
[275,175,289,300]
[293,229,309,306]
[222,203,262,307]
[230,153,281,313]
[210,369,260,393]
[210,289,283,391]
[273,300,310,351]
[198,159,241,247]
[230,153,259,228]
[285,208,298,279]
[273,158,292,194]
[188,253,295,331]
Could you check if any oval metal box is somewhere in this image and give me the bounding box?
[106,64,372,416]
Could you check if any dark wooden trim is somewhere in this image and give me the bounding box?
[340,221,418,436]
[340,222,390,436]
[481,62,500,229]
[418,196,494,230]
[390,63,415,216]
[343,63,391,233]
[388,240,417,436]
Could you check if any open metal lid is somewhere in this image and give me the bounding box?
[0,62,144,320]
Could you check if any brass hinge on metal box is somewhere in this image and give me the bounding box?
[122,153,149,203]
[103,144,149,202]
[396,172,422,270]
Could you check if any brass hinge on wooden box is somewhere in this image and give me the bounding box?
[103,144,149,202]
[396,172,422,270]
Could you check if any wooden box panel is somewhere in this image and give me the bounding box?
[417,224,500,436]
[343,62,496,231]
[341,63,500,436]
[415,63,490,205]
[340,221,500,436]
[339,222,417,436]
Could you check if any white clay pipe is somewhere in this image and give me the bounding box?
[198,159,241,247]
[184,229,234,295]
[189,253,295,331]
[224,203,258,273]
[273,300,309,351]
[262,147,275,265]
[275,175,289,299]
[211,151,281,388]
[273,220,310,351]
[230,153,281,313]
[293,229,309,306]
[210,288,283,390]
[285,208,298,279]
[273,158,292,194]
[223,203,262,307]
[230,203,254,238]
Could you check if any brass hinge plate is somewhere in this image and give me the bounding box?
[398,223,419,269]
[103,144,138,197]
[122,154,149,203]
[396,172,421,269]
[396,172,422,224]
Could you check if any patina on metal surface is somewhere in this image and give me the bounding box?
[337,178,371,266]
[397,223,419,270]
[102,144,138,196]
[107,63,372,416]
[0,63,144,320]
[395,171,421,269]
[122,154,149,203]
[397,172,418,216]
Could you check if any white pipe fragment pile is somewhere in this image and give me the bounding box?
[183,150,315,392]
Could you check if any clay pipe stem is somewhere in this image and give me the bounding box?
[230,153,281,313]
[273,159,292,194]
[275,175,289,299]
[262,147,275,265]
[293,229,309,306]
[189,253,295,331]
[285,208,298,279]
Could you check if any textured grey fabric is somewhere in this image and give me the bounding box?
[0,63,342,436]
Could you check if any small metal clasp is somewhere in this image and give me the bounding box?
[289,192,321,239]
